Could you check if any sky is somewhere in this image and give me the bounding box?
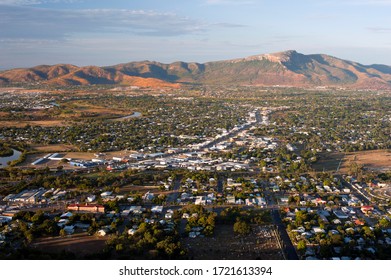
[1,0,391,69]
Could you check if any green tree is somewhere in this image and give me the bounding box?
[233,220,251,236]
[297,240,307,252]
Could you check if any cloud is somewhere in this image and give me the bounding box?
[0,0,79,4]
[0,5,248,41]
[205,0,255,5]
[368,27,391,33]
[211,22,248,28]
[336,0,391,5]
[0,6,213,40]
[0,0,41,4]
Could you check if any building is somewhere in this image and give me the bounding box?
[333,210,349,219]
[67,203,105,213]
[361,205,374,214]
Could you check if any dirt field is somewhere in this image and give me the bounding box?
[183,224,283,260]
[30,144,76,153]
[31,232,108,257]
[341,150,391,172]
[0,120,68,128]
[313,150,391,173]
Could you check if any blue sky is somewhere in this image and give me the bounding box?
[1,0,391,69]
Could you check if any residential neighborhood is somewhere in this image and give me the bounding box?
[0,86,390,260]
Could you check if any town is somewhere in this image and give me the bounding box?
[0,85,390,260]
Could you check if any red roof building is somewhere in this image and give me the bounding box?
[67,203,105,213]
[361,205,374,213]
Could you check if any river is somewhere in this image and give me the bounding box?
[0,149,22,168]
[115,112,141,121]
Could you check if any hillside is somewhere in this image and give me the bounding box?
[1,50,391,89]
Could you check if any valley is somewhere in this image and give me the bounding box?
[0,82,390,260]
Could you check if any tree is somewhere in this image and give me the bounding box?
[297,240,307,252]
[233,220,251,236]
[378,218,391,228]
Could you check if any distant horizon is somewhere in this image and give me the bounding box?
[2,49,391,71]
[1,0,391,69]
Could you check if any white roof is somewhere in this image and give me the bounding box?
[60,212,73,218]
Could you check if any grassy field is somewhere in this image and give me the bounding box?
[312,152,345,172]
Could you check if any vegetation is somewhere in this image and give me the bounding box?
[0,142,13,157]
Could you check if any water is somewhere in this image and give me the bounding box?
[0,149,22,168]
[116,112,141,120]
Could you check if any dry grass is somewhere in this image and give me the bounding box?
[31,232,108,257]
[313,150,391,173]
[0,120,68,128]
[340,150,391,173]
[30,144,76,152]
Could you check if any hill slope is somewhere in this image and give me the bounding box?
[1,50,391,89]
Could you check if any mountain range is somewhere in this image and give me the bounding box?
[1,50,391,89]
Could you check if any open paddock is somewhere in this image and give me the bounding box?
[312,152,345,172]
[341,150,391,173]
[313,150,391,173]
[31,232,107,257]
[30,144,76,153]
[0,120,68,128]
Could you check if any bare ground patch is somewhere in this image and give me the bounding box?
[0,120,68,128]
[183,224,283,260]
[341,150,391,173]
[30,144,76,153]
[31,232,107,257]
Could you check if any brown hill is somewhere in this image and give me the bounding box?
[1,50,391,89]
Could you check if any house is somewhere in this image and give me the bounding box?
[151,206,163,213]
[235,199,244,205]
[319,215,329,224]
[143,191,155,201]
[182,213,190,219]
[195,196,206,205]
[189,232,199,238]
[257,197,267,207]
[246,198,255,206]
[313,198,327,206]
[354,219,365,226]
[97,229,109,236]
[361,205,374,214]
[280,197,289,204]
[101,191,112,198]
[312,227,325,234]
[63,225,75,235]
[0,216,12,226]
[333,219,342,225]
[57,218,68,228]
[226,195,236,204]
[333,210,349,219]
[60,212,73,219]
